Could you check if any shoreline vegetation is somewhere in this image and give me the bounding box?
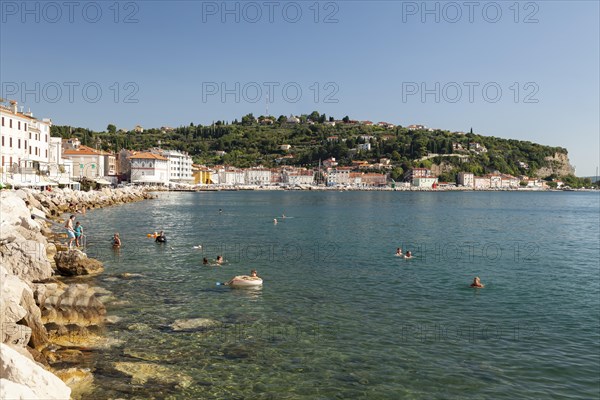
[0,186,154,399]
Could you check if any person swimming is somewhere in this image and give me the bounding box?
[470,277,484,288]
[395,247,403,256]
[404,250,412,259]
[155,231,166,243]
[273,218,278,224]
[216,255,224,264]
[203,257,209,265]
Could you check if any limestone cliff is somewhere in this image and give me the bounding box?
[535,152,575,178]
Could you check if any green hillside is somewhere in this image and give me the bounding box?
[51,112,574,183]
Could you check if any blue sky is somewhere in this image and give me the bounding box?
[1,1,598,175]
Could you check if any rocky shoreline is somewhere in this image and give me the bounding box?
[0,187,154,399]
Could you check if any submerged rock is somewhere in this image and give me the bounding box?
[128,323,152,331]
[113,361,193,388]
[54,367,94,399]
[170,318,220,332]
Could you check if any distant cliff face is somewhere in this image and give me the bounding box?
[535,152,575,178]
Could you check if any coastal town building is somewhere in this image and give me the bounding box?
[61,140,106,181]
[469,142,487,153]
[282,168,314,185]
[245,167,272,186]
[361,173,388,187]
[0,100,52,175]
[457,172,474,187]
[130,152,169,185]
[322,157,338,168]
[155,149,193,184]
[474,176,491,189]
[327,167,353,186]
[217,167,245,185]
[412,176,439,188]
[46,136,79,188]
[192,164,214,185]
[116,149,136,182]
[404,168,431,182]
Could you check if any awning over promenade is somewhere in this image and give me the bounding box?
[2,173,58,188]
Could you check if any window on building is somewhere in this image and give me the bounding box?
[18,121,21,130]
[9,138,12,147]
[1,117,3,126]
[9,119,13,128]
[18,139,21,149]
[24,123,27,131]
[1,136,3,146]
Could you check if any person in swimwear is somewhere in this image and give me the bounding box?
[225,269,260,285]
[112,233,122,248]
[470,276,484,288]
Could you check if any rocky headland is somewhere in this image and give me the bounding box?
[0,187,154,399]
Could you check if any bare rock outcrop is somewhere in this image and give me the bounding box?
[535,152,575,178]
[54,249,104,276]
[0,343,71,400]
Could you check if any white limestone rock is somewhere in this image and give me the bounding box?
[0,343,71,400]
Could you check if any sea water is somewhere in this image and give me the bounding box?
[73,191,599,399]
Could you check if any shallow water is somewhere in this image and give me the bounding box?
[74,191,599,399]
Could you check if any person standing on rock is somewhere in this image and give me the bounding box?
[65,215,76,249]
[74,221,84,247]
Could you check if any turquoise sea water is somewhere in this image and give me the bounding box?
[74,192,599,399]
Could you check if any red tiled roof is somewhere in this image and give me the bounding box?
[130,152,168,161]
[62,145,102,156]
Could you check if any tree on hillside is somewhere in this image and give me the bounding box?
[107,124,116,134]
[308,111,320,122]
[241,114,255,126]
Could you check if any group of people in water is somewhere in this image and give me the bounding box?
[395,248,413,259]
[395,247,484,288]
[110,230,167,249]
[203,255,224,266]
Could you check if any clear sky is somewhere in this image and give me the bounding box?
[1,0,598,176]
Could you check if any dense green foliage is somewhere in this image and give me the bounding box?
[51,112,571,180]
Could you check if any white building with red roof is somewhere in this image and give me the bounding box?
[130,152,169,185]
[61,142,106,180]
